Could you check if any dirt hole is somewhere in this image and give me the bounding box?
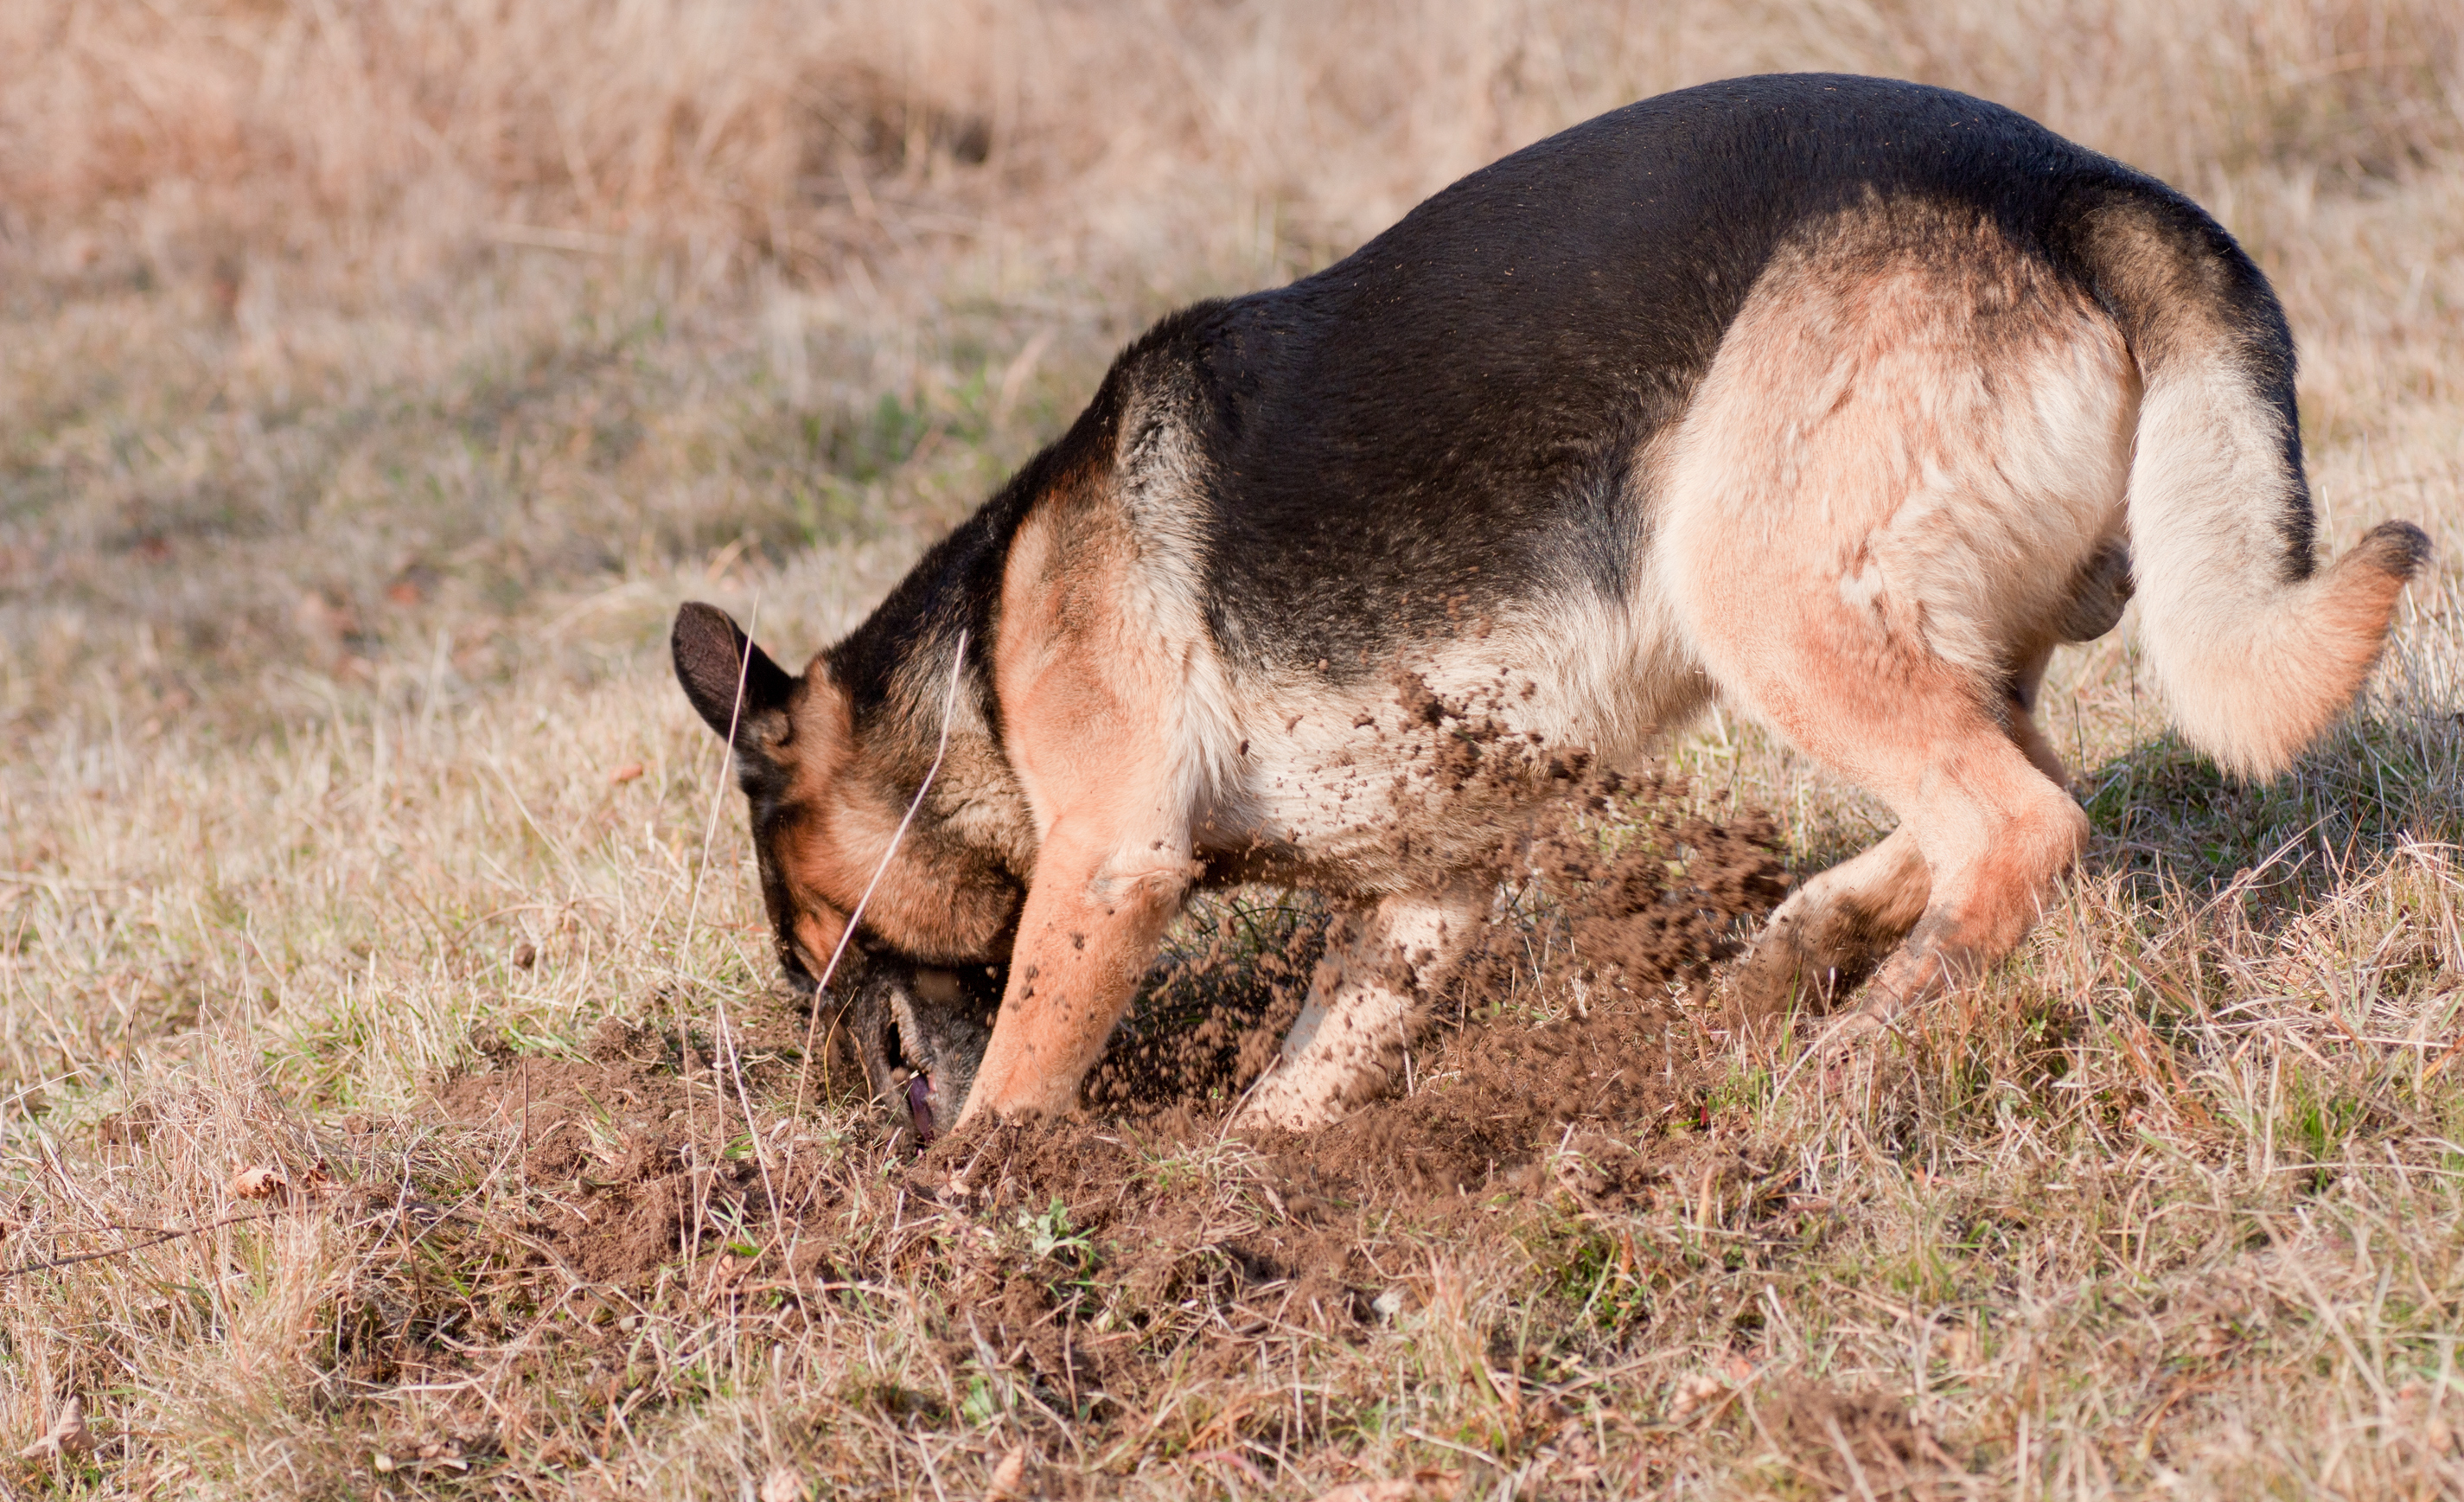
[424,770,1796,1429]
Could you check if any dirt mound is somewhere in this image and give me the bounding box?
[439,777,1786,1299]
[431,1007,856,1290]
[991,773,1790,1211]
[421,776,1791,1439]
[1258,988,1696,1200]
[908,1115,1381,1415]
[1263,781,1787,1200]
[886,779,1791,1409]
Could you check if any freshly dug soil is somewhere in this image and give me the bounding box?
[1759,1381,1963,1499]
[423,773,1792,1430]
[1258,777,1789,1203]
[430,1001,858,1291]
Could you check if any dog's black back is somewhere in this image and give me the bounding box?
[1127,73,2283,669]
[826,72,2291,730]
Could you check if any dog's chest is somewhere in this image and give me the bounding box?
[1197,608,1708,886]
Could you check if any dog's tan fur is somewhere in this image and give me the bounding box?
[1657,201,2129,1020]
[964,480,1203,1115]
[765,687,1018,974]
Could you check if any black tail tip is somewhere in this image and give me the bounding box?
[2358,520,2433,580]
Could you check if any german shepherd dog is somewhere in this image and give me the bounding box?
[673,74,2428,1140]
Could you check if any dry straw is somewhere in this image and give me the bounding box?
[0,2,2460,1498]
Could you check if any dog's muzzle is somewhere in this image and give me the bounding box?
[845,955,1001,1148]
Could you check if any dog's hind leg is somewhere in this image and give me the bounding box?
[2003,640,2068,787]
[1852,738,2086,1029]
[1716,634,2089,1033]
[1730,636,2084,1023]
[1732,825,1930,1019]
[1663,216,2128,1035]
[1232,887,1484,1132]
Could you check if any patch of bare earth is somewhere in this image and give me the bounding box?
[405,782,1795,1470]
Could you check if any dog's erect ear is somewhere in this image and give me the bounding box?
[672,602,797,745]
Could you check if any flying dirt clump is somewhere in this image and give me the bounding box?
[940,765,1789,1205]
[1236,772,1788,1201]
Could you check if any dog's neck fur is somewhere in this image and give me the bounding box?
[822,357,1142,885]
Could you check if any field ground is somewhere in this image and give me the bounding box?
[3,3,2463,1497]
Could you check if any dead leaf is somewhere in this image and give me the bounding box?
[986,1445,1028,1499]
[609,762,646,785]
[19,1396,88,1460]
[759,1465,806,1502]
[228,1165,285,1200]
[1669,1352,1757,1424]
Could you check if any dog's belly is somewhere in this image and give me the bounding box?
[1193,596,1710,892]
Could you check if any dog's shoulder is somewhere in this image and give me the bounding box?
[826,356,1144,727]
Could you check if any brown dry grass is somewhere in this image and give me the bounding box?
[3,2,2463,1497]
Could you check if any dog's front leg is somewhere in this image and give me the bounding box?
[954,819,1191,1127]
[1233,887,1484,1131]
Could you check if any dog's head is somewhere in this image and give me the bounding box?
[669,602,1018,1138]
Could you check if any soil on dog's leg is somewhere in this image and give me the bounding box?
[1249,789,1790,1207]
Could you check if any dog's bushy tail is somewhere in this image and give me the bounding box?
[2075,186,2429,779]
